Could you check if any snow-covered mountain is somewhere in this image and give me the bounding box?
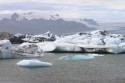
[0,13,97,34]
[0,12,124,34]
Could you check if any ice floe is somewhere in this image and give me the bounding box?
[16,59,52,67]
[58,54,103,60]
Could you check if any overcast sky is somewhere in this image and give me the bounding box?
[0,0,125,22]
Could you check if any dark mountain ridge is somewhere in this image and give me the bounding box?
[0,13,94,34]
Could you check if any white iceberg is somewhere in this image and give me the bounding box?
[0,48,17,59]
[0,40,17,59]
[90,38,104,45]
[14,43,44,57]
[106,45,124,54]
[54,43,82,52]
[16,59,52,67]
[88,54,104,56]
[104,37,122,45]
[36,42,56,52]
[59,55,94,60]
[58,54,103,60]
[119,42,125,48]
[0,40,13,49]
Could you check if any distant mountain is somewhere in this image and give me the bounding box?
[0,13,95,34]
[79,18,99,29]
[99,22,125,34]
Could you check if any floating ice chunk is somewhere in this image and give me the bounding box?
[104,38,122,45]
[19,42,32,48]
[55,43,82,52]
[16,59,52,67]
[90,38,104,45]
[88,54,104,56]
[15,43,44,57]
[106,45,124,54]
[119,42,125,48]
[73,39,90,44]
[0,49,17,59]
[59,55,94,60]
[0,40,13,49]
[36,42,56,52]
[54,34,80,43]
[59,54,104,60]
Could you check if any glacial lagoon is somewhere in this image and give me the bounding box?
[0,53,125,83]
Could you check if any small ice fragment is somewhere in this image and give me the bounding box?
[59,55,94,60]
[88,54,104,57]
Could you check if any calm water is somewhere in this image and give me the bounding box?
[0,53,125,83]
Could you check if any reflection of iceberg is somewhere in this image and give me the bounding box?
[16,59,52,68]
[58,54,103,60]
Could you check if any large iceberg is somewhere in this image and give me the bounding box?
[1,30,125,55]
[16,59,52,67]
[33,30,125,53]
[42,30,125,53]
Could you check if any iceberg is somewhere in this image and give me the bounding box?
[106,45,124,54]
[54,43,82,52]
[119,42,125,49]
[36,42,56,52]
[88,54,104,56]
[58,54,103,60]
[0,40,45,59]
[104,37,122,45]
[59,55,94,60]
[90,38,104,45]
[14,43,44,57]
[0,40,13,49]
[16,59,52,67]
[0,48,17,59]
